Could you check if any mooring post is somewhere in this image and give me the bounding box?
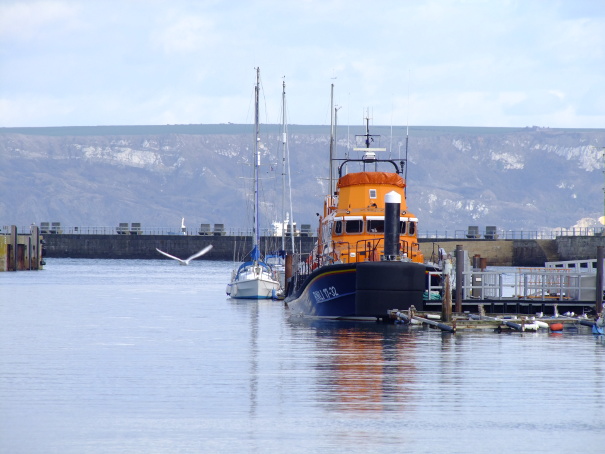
[285,253,293,295]
[9,225,17,272]
[31,224,40,270]
[455,245,463,312]
[597,246,604,316]
[442,272,452,322]
[472,254,480,269]
[479,257,487,271]
[27,236,32,270]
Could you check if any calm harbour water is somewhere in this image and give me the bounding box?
[0,258,603,453]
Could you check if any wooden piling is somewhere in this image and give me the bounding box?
[455,245,463,313]
[10,225,17,272]
[285,253,293,295]
[442,273,452,322]
[479,257,487,270]
[30,225,41,270]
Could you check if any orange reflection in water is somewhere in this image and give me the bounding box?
[317,327,418,413]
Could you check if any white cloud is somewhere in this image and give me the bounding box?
[153,13,219,54]
[0,0,604,128]
[0,0,82,41]
[0,95,75,126]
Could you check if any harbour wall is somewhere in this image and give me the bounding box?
[41,234,605,266]
[43,234,316,261]
[419,237,605,266]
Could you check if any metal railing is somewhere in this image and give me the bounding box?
[419,227,605,240]
[426,268,602,302]
[1,225,316,237]
[3,224,603,239]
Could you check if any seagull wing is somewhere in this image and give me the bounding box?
[184,244,213,263]
[156,248,185,264]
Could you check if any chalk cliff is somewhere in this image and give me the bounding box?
[1,124,603,235]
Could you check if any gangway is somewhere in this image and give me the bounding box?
[426,267,603,303]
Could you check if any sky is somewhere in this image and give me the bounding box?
[1,0,604,128]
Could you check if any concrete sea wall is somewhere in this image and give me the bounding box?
[44,234,317,261]
[40,234,605,266]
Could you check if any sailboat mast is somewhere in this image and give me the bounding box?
[281,79,296,254]
[253,67,260,257]
[286,96,295,254]
[281,80,286,251]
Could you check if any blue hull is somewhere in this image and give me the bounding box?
[285,261,427,319]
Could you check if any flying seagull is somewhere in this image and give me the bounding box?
[155,244,213,265]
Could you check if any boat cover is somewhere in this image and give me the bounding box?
[337,172,405,188]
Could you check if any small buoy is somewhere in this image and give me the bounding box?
[523,322,540,331]
[550,323,564,332]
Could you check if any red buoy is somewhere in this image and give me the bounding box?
[550,323,564,332]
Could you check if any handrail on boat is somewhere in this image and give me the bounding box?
[337,158,403,177]
[324,238,420,263]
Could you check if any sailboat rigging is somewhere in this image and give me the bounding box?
[226,68,281,299]
[281,79,296,254]
[266,78,296,290]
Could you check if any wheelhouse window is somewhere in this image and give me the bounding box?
[345,219,363,234]
[367,216,384,234]
[334,220,343,235]
[369,189,377,199]
[399,221,407,234]
[408,221,416,235]
[399,218,417,236]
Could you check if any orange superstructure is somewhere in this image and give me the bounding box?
[313,165,424,267]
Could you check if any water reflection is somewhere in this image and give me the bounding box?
[228,298,260,419]
[289,320,419,413]
[4,259,601,453]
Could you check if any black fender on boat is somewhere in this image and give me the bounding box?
[355,261,426,316]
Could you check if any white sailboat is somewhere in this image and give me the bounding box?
[226,68,281,299]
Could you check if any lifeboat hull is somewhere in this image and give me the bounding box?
[286,261,426,319]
